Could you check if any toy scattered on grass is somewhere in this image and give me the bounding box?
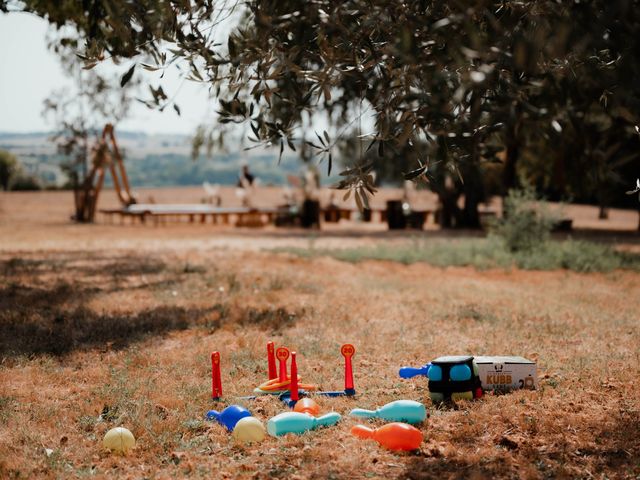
[266,411,341,437]
[103,427,135,454]
[266,343,356,399]
[206,405,252,431]
[351,422,423,451]
[420,356,482,403]
[293,398,321,416]
[350,400,426,424]
[254,347,318,395]
[211,351,222,400]
[277,343,357,403]
[315,343,356,397]
[221,342,356,404]
[473,356,538,392]
[290,351,300,402]
[266,341,277,380]
[232,417,266,444]
[399,363,431,379]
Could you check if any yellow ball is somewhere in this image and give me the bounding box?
[451,391,474,402]
[232,416,266,444]
[103,427,136,454]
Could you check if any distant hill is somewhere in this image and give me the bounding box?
[0,130,334,188]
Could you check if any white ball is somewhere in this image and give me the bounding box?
[103,427,136,454]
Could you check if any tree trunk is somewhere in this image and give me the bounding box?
[503,141,518,193]
[461,192,482,229]
[502,121,520,217]
[436,179,463,229]
[598,205,609,220]
[459,141,483,229]
[438,193,457,228]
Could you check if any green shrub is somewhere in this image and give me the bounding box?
[0,150,18,191]
[491,186,559,252]
[272,186,639,273]
[10,173,42,191]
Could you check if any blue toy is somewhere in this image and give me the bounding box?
[267,411,341,436]
[399,363,431,379]
[206,405,252,431]
[450,364,472,381]
[401,356,482,403]
[350,400,426,424]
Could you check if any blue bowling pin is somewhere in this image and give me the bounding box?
[206,405,252,431]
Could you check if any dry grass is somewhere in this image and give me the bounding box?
[0,189,639,479]
[1,248,639,479]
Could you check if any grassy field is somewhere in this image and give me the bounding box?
[1,189,639,479]
[275,237,640,272]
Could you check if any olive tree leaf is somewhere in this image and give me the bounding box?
[404,165,428,180]
[120,64,136,87]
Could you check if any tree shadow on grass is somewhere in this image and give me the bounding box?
[1,253,167,279]
[402,408,640,479]
[0,304,216,357]
[0,254,205,356]
[402,456,506,480]
[0,252,303,357]
[0,284,303,358]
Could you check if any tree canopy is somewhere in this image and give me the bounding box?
[4,0,639,223]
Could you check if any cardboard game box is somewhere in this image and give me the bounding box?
[474,356,537,391]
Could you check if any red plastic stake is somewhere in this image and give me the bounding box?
[211,351,222,399]
[267,341,277,380]
[341,344,356,393]
[276,347,290,382]
[290,351,299,401]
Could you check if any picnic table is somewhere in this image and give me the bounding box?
[100,204,284,226]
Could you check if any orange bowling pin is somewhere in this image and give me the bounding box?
[351,422,423,451]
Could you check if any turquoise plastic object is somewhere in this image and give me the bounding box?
[427,365,442,381]
[450,364,471,381]
[206,405,252,431]
[350,400,426,424]
[267,411,341,437]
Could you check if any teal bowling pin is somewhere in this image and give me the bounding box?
[267,411,341,437]
[350,400,426,424]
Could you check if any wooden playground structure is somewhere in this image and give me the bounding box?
[77,124,292,227]
[74,123,136,222]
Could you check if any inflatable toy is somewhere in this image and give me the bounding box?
[350,400,426,424]
[352,422,423,451]
[267,411,341,436]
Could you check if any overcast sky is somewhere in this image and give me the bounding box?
[0,12,213,135]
